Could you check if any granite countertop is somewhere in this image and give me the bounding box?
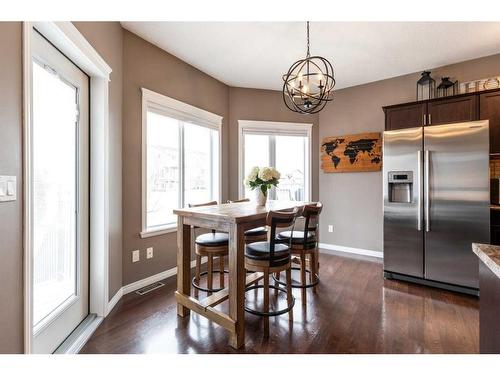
[472,243,500,278]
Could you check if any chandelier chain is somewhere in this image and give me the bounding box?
[306,21,310,57]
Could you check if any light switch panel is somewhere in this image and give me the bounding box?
[0,176,16,202]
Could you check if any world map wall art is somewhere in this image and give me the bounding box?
[321,132,382,173]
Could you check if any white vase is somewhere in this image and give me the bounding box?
[254,188,267,206]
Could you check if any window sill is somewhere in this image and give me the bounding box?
[140,226,177,238]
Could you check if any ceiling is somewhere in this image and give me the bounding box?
[120,22,500,91]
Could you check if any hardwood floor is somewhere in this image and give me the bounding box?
[80,251,479,354]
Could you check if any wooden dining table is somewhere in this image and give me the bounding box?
[173,200,307,349]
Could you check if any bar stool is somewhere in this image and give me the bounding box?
[244,208,299,333]
[189,201,229,297]
[227,198,268,243]
[273,202,323,305]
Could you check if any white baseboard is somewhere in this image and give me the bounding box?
[106,258,206,316]
[319,243,383,259]
[106,288,123,316]
[122,268,177,295]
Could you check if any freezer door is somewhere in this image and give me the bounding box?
[424,121,489,288]
[383,127,424,277]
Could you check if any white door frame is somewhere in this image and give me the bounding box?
[23,21,112,354]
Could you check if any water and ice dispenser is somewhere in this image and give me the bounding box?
[388,171,413,203]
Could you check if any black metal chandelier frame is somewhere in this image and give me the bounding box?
[282,22,336,114]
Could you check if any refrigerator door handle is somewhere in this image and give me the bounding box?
[417,150,422,231]
[424,149,430,232]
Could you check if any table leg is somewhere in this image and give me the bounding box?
[177,216,191,317]
[228,222,246,349]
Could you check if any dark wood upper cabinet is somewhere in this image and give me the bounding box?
[384,103,426,131]
[480,91,500,154]
[427,95,478,126]
[384,88,500,155]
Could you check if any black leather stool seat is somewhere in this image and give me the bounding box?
[195,232,229,247]
[245,242,290,266]
[245,227,268,236]
[277,230,316,244]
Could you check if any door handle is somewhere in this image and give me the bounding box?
[424,150,430,232]
[428,113,432,125]
[417,150,422,231]
[423,114,426,126]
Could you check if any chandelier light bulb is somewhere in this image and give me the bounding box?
[317,72,324,86]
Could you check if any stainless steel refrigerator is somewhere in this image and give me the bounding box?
[383,120,490,295]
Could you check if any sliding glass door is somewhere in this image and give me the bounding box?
[31,30,89,353]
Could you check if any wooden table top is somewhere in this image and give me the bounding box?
[173,200,307,223]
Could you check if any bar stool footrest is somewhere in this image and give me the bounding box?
[192,269,229,293]
[244,284,295,317]
[272,267,319,289]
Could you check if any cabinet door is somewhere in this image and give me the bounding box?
[385,103,426,131]
[427,95,478,126]
[480,91,500,154]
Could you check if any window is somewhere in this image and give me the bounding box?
[142,88,221,237]
[239,120,312,201]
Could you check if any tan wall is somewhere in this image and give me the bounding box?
[121,30,230,285]
[318,53,500,253]
[228,87,320,201]
[73,22,124,299]
[0,22,23,354]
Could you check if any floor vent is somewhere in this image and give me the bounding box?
[135,281,165,295]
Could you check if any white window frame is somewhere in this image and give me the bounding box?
[141,88,222,238]
[238,120,313,201]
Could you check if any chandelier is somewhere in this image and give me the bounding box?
[282,22,335,114]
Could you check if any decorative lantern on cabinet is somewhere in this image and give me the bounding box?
[436,77,458,98]
[416,71,435,101]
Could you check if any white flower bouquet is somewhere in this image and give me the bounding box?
[245,166,280,204]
